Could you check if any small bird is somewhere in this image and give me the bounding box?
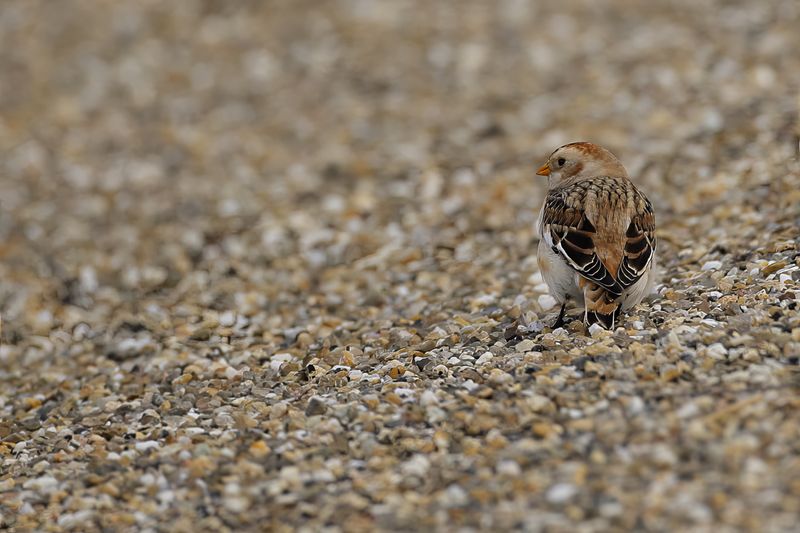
[535,142,657,329]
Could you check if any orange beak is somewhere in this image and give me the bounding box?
[536,162,551,176]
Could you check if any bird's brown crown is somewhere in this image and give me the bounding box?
[550,142,617,162]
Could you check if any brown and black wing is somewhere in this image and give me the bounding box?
[617,193,656,290]
[541,188,623,298]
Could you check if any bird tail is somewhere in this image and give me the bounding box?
[582,281,621,329]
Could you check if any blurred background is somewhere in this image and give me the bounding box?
[1,0,798,340]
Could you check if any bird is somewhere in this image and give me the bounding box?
[535,142,657,329]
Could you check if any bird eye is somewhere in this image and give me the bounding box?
[557,158,566,167]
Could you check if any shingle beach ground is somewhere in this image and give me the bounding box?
[1,1,799,531]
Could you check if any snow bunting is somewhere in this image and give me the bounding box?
[535,142,657,329]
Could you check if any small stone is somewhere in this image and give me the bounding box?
[488,368,512,385]
[431,365,450,377]
[762,260,787,275]
[402,454,430,478]
[497,460,521,477]
[476,352,493,365]
[625,396,645,415]
[527,395,555,413]
[135,441,161,452]
[660,366,681,382]
[527,272,544,285]
[219,311,237,327]
[441,484,469,507]
[305,396,327,416]
[705,343,727,359]
[515,339,536,352]
[532,422,561,438]
[702,261,723,271]
[109,337,154,359]
[58,511,95,529]
[420,390,438,407]
[223,495,251,513]
[339,350,356,367]
[23,476,59,492]
[249,441,271,458]
[190,326,213,341]
[538,294,557,310]
[588,323,608,338]
[546,483,577,504]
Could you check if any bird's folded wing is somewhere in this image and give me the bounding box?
[617,195,656,289]
[541,188,623,297]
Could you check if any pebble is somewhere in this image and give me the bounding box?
[135,441,161,453]
[420,390,438,407]
[702,261,723,271]
[546,483,578,504]
[497,460,522,477]
[588,323,608,338]
[515,339,536,353]
[22,476,58,492]
[476,352,494,365]
[58,511,95,529]
[111,337,154,359]
[402,455,431,478]
[538,294,558,310]
[305,396,327,416]
[219,311,237,327]
[705,343,728,360]
[441,484,469,507]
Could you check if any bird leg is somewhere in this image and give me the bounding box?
[552,303,568,329]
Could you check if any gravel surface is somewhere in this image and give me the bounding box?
[1,1,799,531]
